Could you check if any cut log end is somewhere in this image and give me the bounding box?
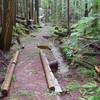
[37,45,51,50]
[95,65,100,73]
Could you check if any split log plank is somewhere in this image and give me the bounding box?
[40,50,62,93]
[1,51,20,96]
[40,50,55,91]
[37,45,51,50]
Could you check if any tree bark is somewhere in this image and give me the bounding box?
[84,0,88,17]
[0,0,3,26]
[25,0,30,20]
[67,0,71,36]
[0,0,14,51]
[35,0,39,24]
[13,0,16,26]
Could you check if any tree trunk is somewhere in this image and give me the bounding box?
[0,0,3,26]
[0,0,14,51]
[84,0,88,17]
[67,0,71,36]
[25,0,30,20]
[13,0,16,26]
[35,0,39,24]
[16,0,18,16]
[91,0,99,33]
[32,0,34,19]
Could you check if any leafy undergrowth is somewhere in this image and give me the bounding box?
[13,23,29,36]
[79,67,97,78]
[51,16,100,99]
[64,80,100,100]
[58,17,100,68]
[53,26,67,37]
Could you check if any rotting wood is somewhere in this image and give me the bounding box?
[1,51,20,96]
[40,50,55,91]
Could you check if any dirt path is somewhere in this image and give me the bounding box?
[4,26,56,100]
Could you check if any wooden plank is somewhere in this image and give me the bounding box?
[1,51,20,96]
[48,65,62,93]
[37,45,51,50]
[40,50,55,91]
[40,50,62,93]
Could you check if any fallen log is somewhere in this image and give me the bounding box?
[50,70,62,93]
[16,15,25,20]
[1,51,20,96]
[40,50,55,91]
[16,18,26,26]
[40,50,62,93]
[37,45,51,50]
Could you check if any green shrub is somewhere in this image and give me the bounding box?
[65,81,80,91]
[79,67,97,78]
[88,96,100,100]
[13,23,28,36]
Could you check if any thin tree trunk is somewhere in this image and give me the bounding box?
[32,0,34,19]
[35,0,39,24]
[25,0,30,20]
[84,0,88,17]
[67,0,71,36]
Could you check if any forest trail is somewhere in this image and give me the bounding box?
[4,26,57,100]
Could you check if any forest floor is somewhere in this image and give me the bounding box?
[3,26,57,100]
[0,25,100,100]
